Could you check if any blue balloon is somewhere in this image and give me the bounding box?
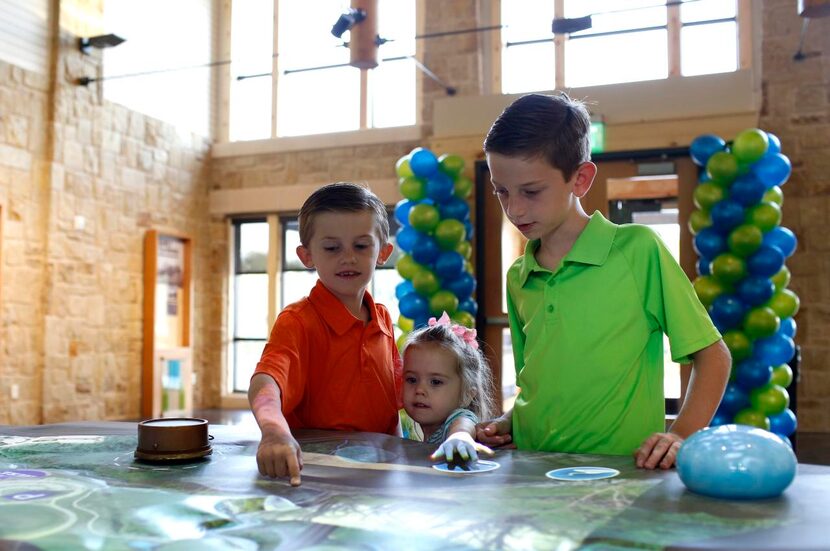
[762,226,797,258]
[426,173,455,203]
[769,408,797,437]
[778,317,797,339]
[439,197,471,221]
[710,200,746,232]
[434,251,465,279]
[458,298,478,316]
[677,424,797,499]
[753,334,796,366]
[690,134,727,167]
[411,235,440,264]
[747,245,785,278]
[697,257,712,276]
[736,276,775,307]
[412,315,430,329]
[729,174,766,207]
[752,153,791,189]
[464,220,474,240]
[694,228,727,259]
[698,171,712,184]
[394,199,415,227]
[709,294,746,331]
[409,148,439,178]
[766,133,781,156]
[710,410,732,427]
[395,280,415,300]
[399,292,429,320]
[734,358,772,391]
[444,271,476,300]
[395,226,421,253]
[719,382,750,413]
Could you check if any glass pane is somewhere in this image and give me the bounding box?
[502,0,554,43]
[230,0,273,141]
[681,22,738,77]
[234,274,269,339]
[502,42,555,94]
[565,0,666,34]
[283,222,306,271]
[565,30,667,87]
[239,222,269,273]
[277,66,360,136]
[681,0,736,23]
[378,0,416,58]
[371,268,402,326]
[281,271,319,309]
[370,58,416,128]
[278,0,349,67]
[233,339,267,392]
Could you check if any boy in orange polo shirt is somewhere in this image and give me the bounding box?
[248,182,401,486]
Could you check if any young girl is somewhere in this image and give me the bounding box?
[400,312,496,465]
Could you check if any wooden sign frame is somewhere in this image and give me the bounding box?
[142,230,192,418]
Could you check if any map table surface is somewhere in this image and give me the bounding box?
[0,422,828,550]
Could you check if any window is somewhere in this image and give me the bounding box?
[229,0,416,141]
[228,213,402,394]
[501,0,742,93]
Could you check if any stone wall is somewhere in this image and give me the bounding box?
[759,1,830,431]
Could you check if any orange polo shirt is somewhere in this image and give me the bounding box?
[254,281,402,435]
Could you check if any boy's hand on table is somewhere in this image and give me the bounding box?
[430,431,494,469]
[475,416,516,449]
[634,432,683,470]
[256,432,304,486]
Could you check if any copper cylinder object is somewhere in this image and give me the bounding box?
[350,0,379,69]
[135,417,212,463]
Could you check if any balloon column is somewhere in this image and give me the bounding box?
[689,129,798,442]
[393,147,477,348]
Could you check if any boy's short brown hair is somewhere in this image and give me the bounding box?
[298,182,390,246]
[483,92,592,181]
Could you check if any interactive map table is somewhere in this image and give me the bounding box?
[1,422,828,550]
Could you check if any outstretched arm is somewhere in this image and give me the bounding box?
[430,416,494,467]
[248,373,303,486]
[635,339,731,469]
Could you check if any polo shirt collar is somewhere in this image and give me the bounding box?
[516,211,617,286]
[308,280,393,337]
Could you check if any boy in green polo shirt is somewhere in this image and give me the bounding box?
[477,93,731,469]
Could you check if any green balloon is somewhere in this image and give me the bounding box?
[429,290,459,317]
[763,185,784,206]
[398,315,414,332]
[733,408,770,430]
[711,253,747,284]
[723,330,753,361]
[408,203,441,233]
[727,224,763,257]
[396,156,414,178]
[746,202,782,233]
[693,275,729,308]
[399,176,427,201]
[771,266,791,292]
[688,209,712,235]
[455,240,472,260]
[750,383,789,416]
[396,254,423,280]
[743,306,780,339]
[438,154,465,176]
[706,151,739,185]
[767,289,800,318]
[693,183,727,211]
[732,128,769,164]
[412,269,441,296]
[454,175,473,199]
[396,332,408,351]
[451,309,475,328]
[771,364,793,388]
[434,219,466,250]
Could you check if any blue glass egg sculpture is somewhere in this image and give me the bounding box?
[676,424,796,499]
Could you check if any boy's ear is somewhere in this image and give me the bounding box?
[571,161,597,199]
[296,245,314,269]
[376,242,394,266]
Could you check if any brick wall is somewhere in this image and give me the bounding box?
[759,1,830,431]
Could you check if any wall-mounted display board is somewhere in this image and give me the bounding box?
[142,230,192,418]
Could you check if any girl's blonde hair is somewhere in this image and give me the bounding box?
[402,323,495,421]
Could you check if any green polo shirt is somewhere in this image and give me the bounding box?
[507,212,720,455]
